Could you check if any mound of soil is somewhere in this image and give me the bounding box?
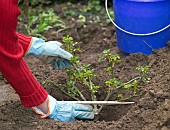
[0,1,170,130]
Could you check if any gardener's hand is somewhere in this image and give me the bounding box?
[32,95,94,122]
[26,37,72,70]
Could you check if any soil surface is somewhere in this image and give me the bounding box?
[0,1,170,130]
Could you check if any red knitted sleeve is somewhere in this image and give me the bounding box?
[0,0,48,107]
[16,32,33,56]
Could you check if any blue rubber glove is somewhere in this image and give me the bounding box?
[26,37,72,70]
[32,95,94,122]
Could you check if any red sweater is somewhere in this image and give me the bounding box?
[0,0,48,107]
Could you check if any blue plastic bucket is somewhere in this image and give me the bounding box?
[106,0,170,54]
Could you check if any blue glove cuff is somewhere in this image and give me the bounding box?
[27,37,45,57]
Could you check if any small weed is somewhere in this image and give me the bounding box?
[80,0,101,13]
[63,0,103,25]
[77,15,87,24]
[105,8,114,24]
[24,8,67,40]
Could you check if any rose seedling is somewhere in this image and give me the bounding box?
[47,35,149,114]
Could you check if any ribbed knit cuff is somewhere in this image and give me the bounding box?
[20,86,48,108]
[16,32,32,56]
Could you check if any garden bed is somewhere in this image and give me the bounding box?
[0,1,170,130]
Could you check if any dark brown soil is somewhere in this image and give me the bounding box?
[0,2,170,130]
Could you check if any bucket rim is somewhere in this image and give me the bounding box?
[106,0,170,36]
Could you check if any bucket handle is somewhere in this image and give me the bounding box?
[105,0,170,36]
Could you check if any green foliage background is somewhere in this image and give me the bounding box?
[19,0,112,6]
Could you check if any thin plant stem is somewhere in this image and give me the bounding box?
[71,63,92,101]
[65,64,87,101]
[72,85,86,101]
[56,26,73,37]
[97,91,112,114]
[118,90,147,101]
[88,76,98,113]
[124,76,141,85]
[88,77,96,101]
[72,63,99,111]
[97,76,142,114]
[71,63,80,74]
[111,64,115,77]
[45,79,80,101]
